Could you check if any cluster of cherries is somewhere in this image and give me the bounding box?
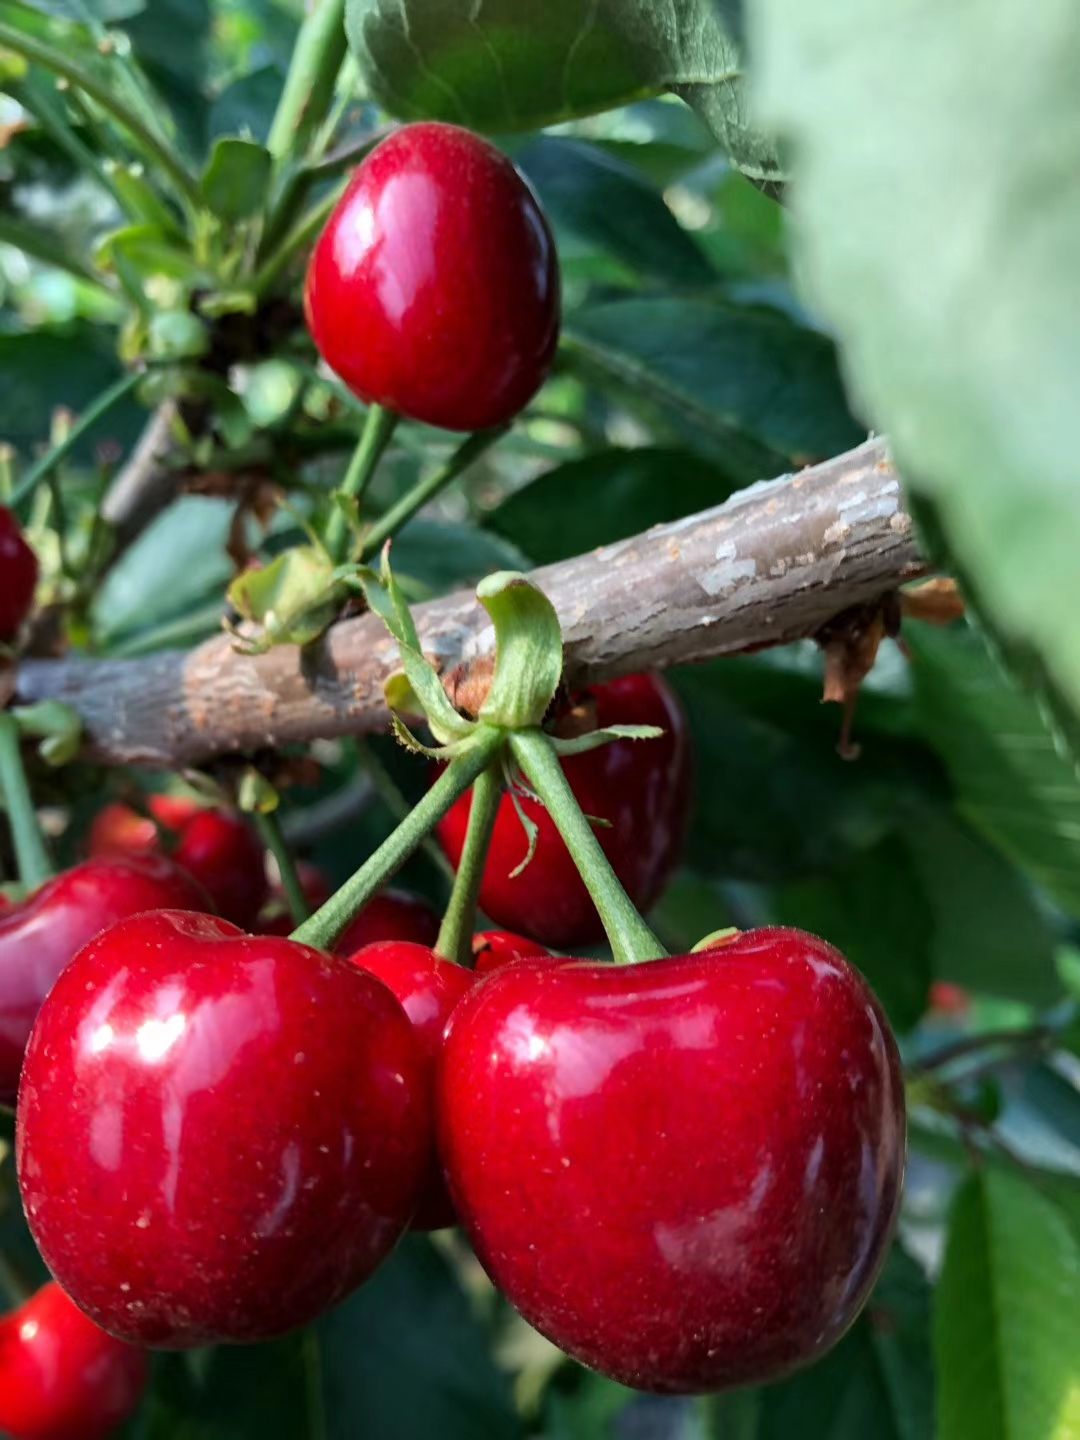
[0,121,905,1439]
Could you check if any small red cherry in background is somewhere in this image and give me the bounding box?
[0,1282,147,1440]
[333,888,439,954]
[90,796,267,928]
[472,930,550,974]
[17,910,429,1347]
[345,940,474,1229]
[0,855,210,1104]
[439,927,905,1393]
[927,980,971,1019]
[437,674,691,949]
[256,861,333,936]
[0,506,38,643]
[305,121,560,431]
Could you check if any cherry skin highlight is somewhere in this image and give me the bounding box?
[305,121,560,431]
[89,797,267,928]
[437,674,691,948]
[439,927,905,1393]
[345,940,474,1229]
[0,855,210,1104]
[16,910,430,1348]
[0,1282,147,1440]
[0,506,38,642]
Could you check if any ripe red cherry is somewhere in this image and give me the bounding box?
[439,928,905,1393]
[305,121,560,431]
[89,797,267,928]
[0,1282,147,1440]
[17,910,429,1347]
[346,940,474,1229]
[0,506,38,642]
[437,674,691,948]
[0,855,210,1104]
[333,888,440,954]
[472,930,550,974]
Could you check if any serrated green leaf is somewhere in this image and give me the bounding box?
[908,622,1080,921]
[935,1168,1080,1440]
[486,447,739,566]
[751,0,1080,754]
[200,136,272,222]
[345,0,779,184]
[564,297,862,472]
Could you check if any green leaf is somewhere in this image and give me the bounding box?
[902,806,1060,1007]
[227,546,344,653]
[345,0,779,185]
[486,447,739,566]
[517,136,715,286]
[751,0,1080,754]
[750,1246,935,1440]
[96,224,216,287]
[934,1168,1080,1440]
[564,297,863,473]
[315,1237,520,1440]
[775,836,932,1031]
[200,136,273,222]
[908,622,1080,921]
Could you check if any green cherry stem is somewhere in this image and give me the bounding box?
[253,810,310,925]
[358,425,507,561]
[324,404,400,564]
[291,727,505,952]
[0,714,54,891]
[266,0,347,165]
[435,763,502,966]
[509,728,666,966]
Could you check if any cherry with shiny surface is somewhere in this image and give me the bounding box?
[305,121,560,431]
[0,855,210,1104]
[89,797,267,928]
[17,910,430,1348]
[345,940,474,1229]
[333,888,439,954]
[437,674,691,949]
[472,930,551,975]
[0,506,38,642]
[0,1282,147,1440]
[439,928,906,1393]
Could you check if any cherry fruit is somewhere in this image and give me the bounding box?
[334,888,439,954]
[0,506,38,642]
[17,910,430,1347]
[439,927,905,1392]
[0,1282,147,1440]
[345,939,473,1229]
[0,855,210,1103]
[90,797,267,928]
[472,930,551,974]
[306,122,560,431]
[438,674,691,948]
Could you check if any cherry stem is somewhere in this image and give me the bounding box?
[353,738,455,883]
[266,0,347,165]
[358,426,507,561]
[435,763,501,967]
[0,715,53,891]
[291,727,505,952]
[324,404,400,564]
[253,809,310,925]
[509,728,666,966]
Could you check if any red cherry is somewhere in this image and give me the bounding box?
[345,940,474,1229]
[333,888,439,954]
[16,910,429,1348]
[927,980,971,1018]
[437,674,691,948]
[90,797,267,928]
[256,861,333,936]
[0,506,38,643]
[0,1282,147,1440]
[305,121,560,431]
[439,927,905,1393]
[472,930,551,975]
[0,855,210,1104]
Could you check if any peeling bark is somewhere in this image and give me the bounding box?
[17,438,925,768]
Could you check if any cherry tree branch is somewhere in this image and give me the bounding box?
[15,438,925,768]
